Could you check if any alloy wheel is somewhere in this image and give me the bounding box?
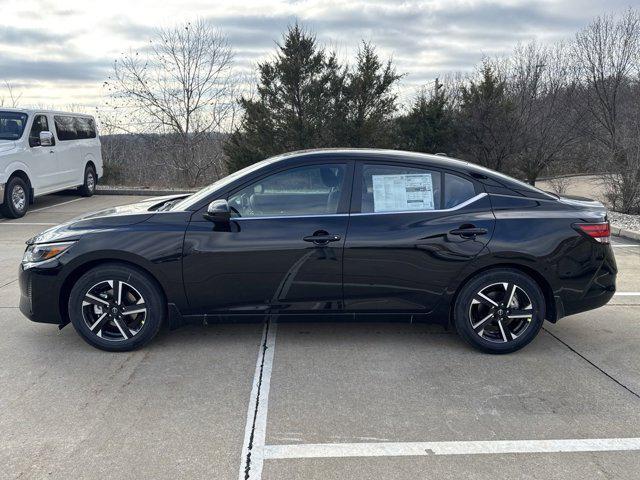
[81,280,147,341]
[12,185,26,212]
[86,171,95,192]
[468,282,534,343]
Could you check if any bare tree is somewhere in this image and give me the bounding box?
[104,19,237,186]
[573,9,640,212]
[0,81,22,108]
[508,42,582,185]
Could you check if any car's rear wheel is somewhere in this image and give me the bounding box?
[68,264,165,351]
[78,165,96,197]
[453,268,545,354]
[1,176,29,218]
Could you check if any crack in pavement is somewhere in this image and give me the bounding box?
[543,327,640,400]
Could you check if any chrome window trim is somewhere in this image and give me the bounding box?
[233,213,349,221]
[228,193,487,220]
[351,192,488,216]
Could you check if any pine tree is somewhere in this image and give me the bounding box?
[396,78,454,154]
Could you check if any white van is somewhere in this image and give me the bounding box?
[0,108,103,218]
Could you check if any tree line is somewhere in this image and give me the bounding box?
[100,10,640,213]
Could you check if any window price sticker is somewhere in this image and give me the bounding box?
[372,174,434,212]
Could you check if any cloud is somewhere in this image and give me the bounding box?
[0,26,69,46]
[0,57,109,81]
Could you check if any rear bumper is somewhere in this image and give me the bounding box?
[554,244,617,320]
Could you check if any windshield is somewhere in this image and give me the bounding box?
[0,111,28,141]
[170,154,288,211]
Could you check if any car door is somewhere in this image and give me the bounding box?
[343,160,495,314]
[182,160,353,315]
[27,113,61,191]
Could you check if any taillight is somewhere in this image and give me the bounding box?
[574,222,610,244]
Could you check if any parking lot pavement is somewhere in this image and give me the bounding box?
[1,194,639,479]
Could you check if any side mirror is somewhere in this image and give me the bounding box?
[39,131,54,147]
[203,199,231,222]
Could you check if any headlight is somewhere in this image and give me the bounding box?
[22,241,75,266]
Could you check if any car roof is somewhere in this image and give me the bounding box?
[0,107,94,118]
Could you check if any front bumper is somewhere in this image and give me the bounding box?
[19,263,64,325]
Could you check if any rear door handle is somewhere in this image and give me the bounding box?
[449,227,488,237]
[303,234,341,244]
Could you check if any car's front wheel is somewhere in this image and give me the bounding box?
[1,176,29,218]
[453,268,545,354]
[68,264,165,351]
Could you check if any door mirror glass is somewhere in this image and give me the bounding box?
[39,131,54,147]
[204,199,231,222]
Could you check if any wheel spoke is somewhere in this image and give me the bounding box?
[508,309,533,319]
[472,313,494,332]
[474,292,499,307]
[497,319,513,342]
[114,280,123,305]
[83,293,109,307]
[89,313,109,332]
[113,317,132,339]
[504,283,516,306]
[122,303,146,316]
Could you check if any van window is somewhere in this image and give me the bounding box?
[75,117,97,139]
[0,111,28,140]
[54,116,77,141]
[29,115,54,147]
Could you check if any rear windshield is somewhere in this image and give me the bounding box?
[0,111,28,140]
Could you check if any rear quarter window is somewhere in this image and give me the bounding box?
[444,173,477,208]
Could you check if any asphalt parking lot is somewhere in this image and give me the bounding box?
[1,193,639,479]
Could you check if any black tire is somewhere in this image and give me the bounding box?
[68,263,165,351]
[453,268,545,354]
[78,165,96,197]
[1,175,29,218]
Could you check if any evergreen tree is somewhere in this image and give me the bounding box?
[457,62,520,172]
[341,42,402,147]
[396,78,454,154]
[225,24,345,172]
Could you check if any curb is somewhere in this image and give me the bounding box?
[96,187,196,196]
[611,226,640,242]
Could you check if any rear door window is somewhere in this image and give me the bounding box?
[360,164,442,213]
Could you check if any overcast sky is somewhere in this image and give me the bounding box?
[0,0,635,110]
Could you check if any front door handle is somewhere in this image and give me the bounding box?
[449,227,488,238]
[303,234,341,244]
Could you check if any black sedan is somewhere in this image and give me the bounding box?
[19,149,617,353]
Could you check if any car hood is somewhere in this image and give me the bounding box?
[27,193,190,245]
[0,140,16,154]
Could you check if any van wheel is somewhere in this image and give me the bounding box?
[1,176,29,218]
[79,165,96,197]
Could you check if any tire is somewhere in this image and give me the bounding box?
[453,268,545,354]
[78,165,96,197]
[68,264,165,351]
[1,176,29,218]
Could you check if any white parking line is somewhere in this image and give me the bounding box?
[263,437,640,459]
[30,197,84,212]
[238,321,278,480]
[614,292,640,296]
